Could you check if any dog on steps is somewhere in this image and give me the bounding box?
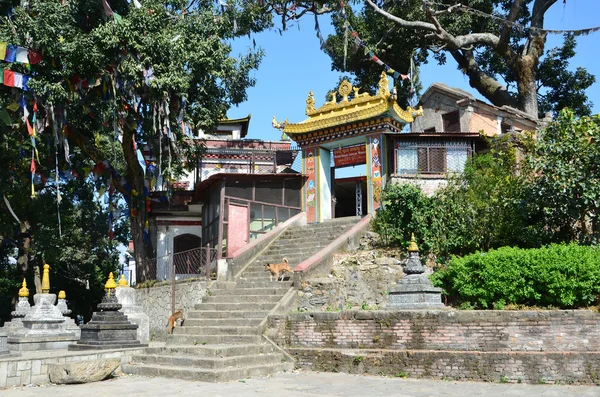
[265,258,291,281]
[167,309,184,334]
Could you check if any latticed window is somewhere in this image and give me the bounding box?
[396,139,472,174]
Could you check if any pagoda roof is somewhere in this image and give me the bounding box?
[219,114,251,138]
[278,73,423,137]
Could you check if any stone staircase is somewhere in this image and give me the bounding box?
[122,216,359,382]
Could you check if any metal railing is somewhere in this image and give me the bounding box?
[139,246,218,282]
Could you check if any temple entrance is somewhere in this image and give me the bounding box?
[333,177,367,218]
[277,75,422,223]
[331,143,368,218]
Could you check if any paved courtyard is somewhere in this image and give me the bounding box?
[1,371,598,397]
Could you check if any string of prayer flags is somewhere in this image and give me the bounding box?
[341,0,348,71]
[350,30,410,81]
[0,42,41,65]
[2,69,31,90]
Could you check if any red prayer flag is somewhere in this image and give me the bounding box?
[3,69,14,87]
[26,119,34,136]
[28,49,42,65]
[30,158,36,175]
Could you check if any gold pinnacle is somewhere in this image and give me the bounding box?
[105,272,117,297]
[118,274,128,287]
[18,279,29,297]
[407,233,419,252]
[41,263,50,293]
[58,290,66,299]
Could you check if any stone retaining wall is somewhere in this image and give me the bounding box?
[288,348,600,384]
[0,348,144,388]
[267,310,600,384]
[136,279,209,340]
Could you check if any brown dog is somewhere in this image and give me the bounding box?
[167,309,184,334]
[265,258,291,281]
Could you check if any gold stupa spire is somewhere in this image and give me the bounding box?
[41,263,50,293]
[118,274,128,287]
[58,290,66,299]
[18,279,29,297]
[105,272,117,297]
[408,233,419,252]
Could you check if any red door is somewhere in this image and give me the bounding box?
[227,203,249,256]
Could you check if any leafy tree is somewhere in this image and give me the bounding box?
[267,0,596,118]
[0,125,124,323]
[0,0,271,281]
[525,108,600,243]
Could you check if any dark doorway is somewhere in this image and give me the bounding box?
[334,177,367,218]
[173,234,201,254]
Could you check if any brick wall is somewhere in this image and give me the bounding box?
[269,310,600,352]
[267,310,600,384]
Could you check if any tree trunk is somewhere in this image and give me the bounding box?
[516,64,539,117]
[132,211,154,282]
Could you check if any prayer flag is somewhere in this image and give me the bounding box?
[15,47,28,64]
[13,72,23,88]
[0,42,6,60]
[4,45,17,62]
[3,70,14,87]
[28,49,42,65]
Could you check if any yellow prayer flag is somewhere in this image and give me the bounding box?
[0,42,6,61]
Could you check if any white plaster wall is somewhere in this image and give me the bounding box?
[318,148,332,221]
[156,224,202,281]
[389,176,448,196]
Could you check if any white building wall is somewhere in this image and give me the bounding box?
[155,221,202,281]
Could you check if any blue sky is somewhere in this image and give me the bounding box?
[227,1,600,145]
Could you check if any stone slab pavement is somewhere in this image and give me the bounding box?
[1,371,599,397]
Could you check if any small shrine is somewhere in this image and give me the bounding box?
[7,264,80,351]
[275,72,422,222]
[70,273,146,350]
[387,234,444,309]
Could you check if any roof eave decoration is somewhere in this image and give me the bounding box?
[280,73,423,136]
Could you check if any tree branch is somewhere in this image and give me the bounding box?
[499,0,524,52]
[365,0,437,32]
[451,50,517,108]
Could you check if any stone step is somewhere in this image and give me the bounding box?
[186,310,269,319]
[144,343,276,357]
[193,302,277,311]
[201,295,282,304]
[208,287,290,296]
[122,361,293,383]
[132,352,284,369]
[183,318,263,327]
[267,235,340,246]
[234,280,293,289]
[166,334,263,345]
[173,326,261,336]
[237,274,292,282]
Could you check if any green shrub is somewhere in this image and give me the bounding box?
[431,243,600,309]
[372,183,430,249]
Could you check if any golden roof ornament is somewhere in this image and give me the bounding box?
[408,233,419,252]
[280,74,423,136]
[41,263,50,293]
[18,279,29,297]
[58,290,66,299]
[305,91,316,114]
[118,274,129,287]
[338,80,352,102]
[105,272,117,297]
[377,71,390,98]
